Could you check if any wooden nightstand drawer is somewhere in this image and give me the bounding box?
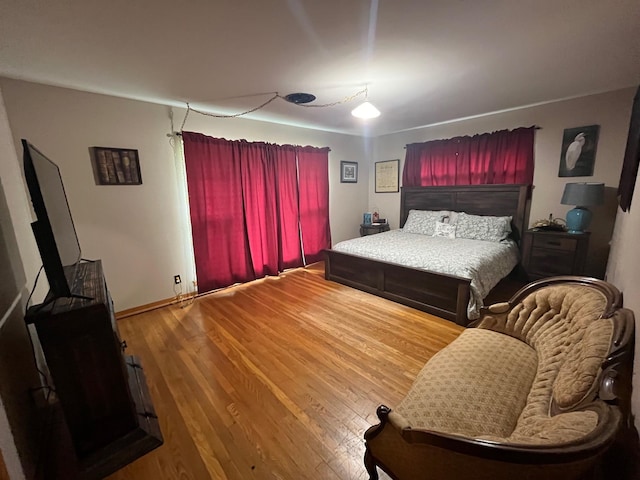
[529,248,576,276]
[521,230,590,280]
[532,235,577,251]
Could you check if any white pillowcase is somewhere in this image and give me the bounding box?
[433,221,456,238]
[403,210,450,236]
[455,212,512,242]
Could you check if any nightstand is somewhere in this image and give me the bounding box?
[360,223,390,236]
[521,230,590,280]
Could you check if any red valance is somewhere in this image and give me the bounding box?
[403,126,535,186]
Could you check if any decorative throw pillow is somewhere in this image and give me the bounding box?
[403,210,450,236]
[455,212,512,242]
[433,221,456,238]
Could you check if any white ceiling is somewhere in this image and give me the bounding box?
[1,0,639,137]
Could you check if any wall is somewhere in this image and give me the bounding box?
[0,180,40,480]
[607,172,640,431]
[371,88,636,278]
[0,78,369,312]
[0,86,45,480]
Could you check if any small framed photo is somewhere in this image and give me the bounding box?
[91,147,142,185]
[375,159,400,193]
[340,161,358,183]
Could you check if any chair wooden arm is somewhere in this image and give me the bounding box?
[366,403,622,465]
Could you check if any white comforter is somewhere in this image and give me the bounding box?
[332,229,519,319]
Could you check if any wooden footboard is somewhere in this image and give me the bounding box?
[324,250,471,326]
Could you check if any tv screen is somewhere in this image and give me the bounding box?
[22,139,82,298]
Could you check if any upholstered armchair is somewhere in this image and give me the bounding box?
[363,276,635,480]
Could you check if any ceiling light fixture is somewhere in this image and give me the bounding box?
[284,92,317,104]
[351,86,380,119]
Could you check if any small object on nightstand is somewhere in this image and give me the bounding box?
[360,223,390,236]
[532,213,566,231]
[521,229,589,280]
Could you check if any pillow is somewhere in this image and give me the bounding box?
[447,211,459,225]
[433,221,456,238]
[455,212,512,242]
[403,210,450,236]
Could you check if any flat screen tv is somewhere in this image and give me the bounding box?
[22,139,82,299]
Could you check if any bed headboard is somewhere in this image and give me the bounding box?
[400,184,532,243]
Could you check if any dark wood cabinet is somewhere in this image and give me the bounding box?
[25,260,162,479]
[360,223,390,236]
[521,230,590,280]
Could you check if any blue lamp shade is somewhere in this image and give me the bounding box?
[561,183,604,233]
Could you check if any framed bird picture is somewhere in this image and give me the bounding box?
[558,125,600,177]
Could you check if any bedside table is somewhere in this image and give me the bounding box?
[360,223,390,236]
[521,230,590,280]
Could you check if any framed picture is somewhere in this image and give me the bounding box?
[375,159,400,193]
[558,125,600,177]
[91,147,142,185]
[340,161,358,183]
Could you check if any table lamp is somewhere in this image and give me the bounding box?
[560,182,604,233]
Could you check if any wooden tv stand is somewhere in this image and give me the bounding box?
[25,260,162,479]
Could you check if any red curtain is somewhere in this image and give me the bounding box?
[182,132,329,293]
[273,145,303,270]
[297,146,331,264]
[239,141,280,279]
[182,133,252,292]
[403,127,535,186]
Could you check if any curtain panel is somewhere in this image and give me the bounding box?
[403,127,535,187]
[297,146,332,264]
[182,132,330,293]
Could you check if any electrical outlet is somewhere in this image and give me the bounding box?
[174,275,181,285]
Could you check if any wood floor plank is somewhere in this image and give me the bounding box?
[108,315,212,480]
[106,262,463,479]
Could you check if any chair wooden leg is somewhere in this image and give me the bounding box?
[364,448,379,480]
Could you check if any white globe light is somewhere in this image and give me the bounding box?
[351,101,381,119]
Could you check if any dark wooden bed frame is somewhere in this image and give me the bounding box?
[324,184,532,326]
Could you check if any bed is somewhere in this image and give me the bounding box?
[324,184,531,326]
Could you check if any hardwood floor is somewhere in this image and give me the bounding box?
[106,263,464,480]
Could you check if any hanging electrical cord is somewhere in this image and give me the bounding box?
[24,265,45,316]
[179,87,368,130]
[293,88,366,108]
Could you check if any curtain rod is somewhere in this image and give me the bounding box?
[167,132,331,151]
[402,125,542,148]
[173,125,542,142]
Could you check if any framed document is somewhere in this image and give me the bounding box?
[340,161,358,183]
[375,159,399,193]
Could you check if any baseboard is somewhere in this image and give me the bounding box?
[115,293,196,320]
[116,263,324,320]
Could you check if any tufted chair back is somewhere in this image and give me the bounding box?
[476,277,624,443]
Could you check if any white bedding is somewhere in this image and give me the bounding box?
[332,229,519,319]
